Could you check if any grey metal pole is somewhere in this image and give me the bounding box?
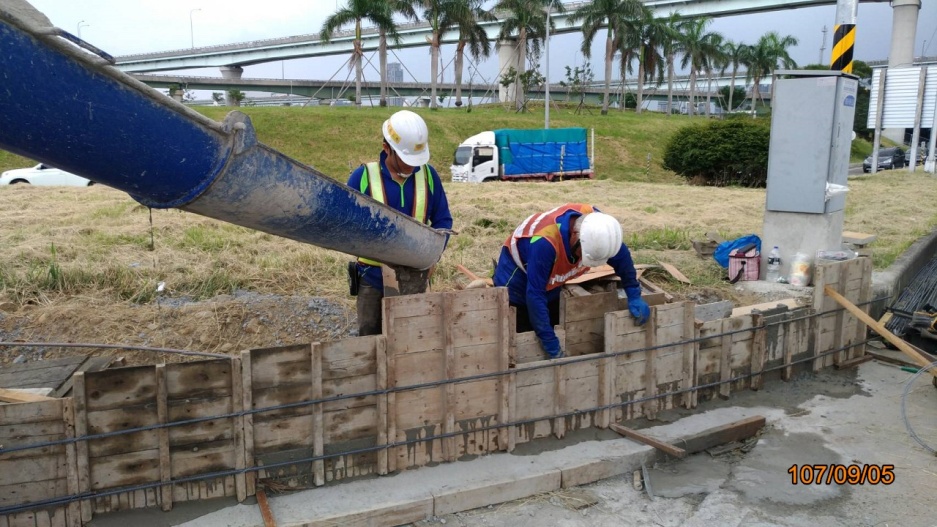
[908,66,926,172]
[871,69,886,174]
[830,0,858,72]
[189,8,200,49]
[544,6,551,129]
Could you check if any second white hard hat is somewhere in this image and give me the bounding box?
[382,110,431,167]
[579,212,622,267]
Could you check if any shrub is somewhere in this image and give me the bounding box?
[662,119,770,187]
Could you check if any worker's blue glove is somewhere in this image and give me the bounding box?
[543,339,565,359]
[625,286,650,326]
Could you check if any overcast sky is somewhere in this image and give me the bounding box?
[25,0,937,90]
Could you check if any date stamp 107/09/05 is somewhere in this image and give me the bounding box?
[788,464,895,485]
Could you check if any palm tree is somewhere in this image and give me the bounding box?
[451,0,497,108]
[568,0,642,115]
[494,0,565,112]
[418,0,463,109]
[378,1,418,107]
[763,31,799,103]
[632,7,667,114]
[703,33,725,117]
[659,12,688,116]
[678,17,721,116]
[721,39,748,112]
[745,32,798,113]
[321,0,398,108]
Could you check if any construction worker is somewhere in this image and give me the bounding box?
[494,204,649,359]
[347,110,453,336]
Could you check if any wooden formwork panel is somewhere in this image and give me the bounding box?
[245,337,384,488]
[560,292,619,356]
[512,329,566,365]
[385,288,510,471]
[605,303,696,422]
[813,258,872,369]
[0,399,79,527]
[73,359,244,516]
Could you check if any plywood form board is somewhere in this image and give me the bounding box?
[0,356,85,391]
[560,291,619,356]
[605,310,648,423]
[0,399,74,526]
[513,329,567,365]
[812,259,868,370]
[385,288,509,470]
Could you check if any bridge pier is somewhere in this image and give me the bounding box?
[883,0,921,144]
[168,87,184,102]
[497,39,519,105]
[220,66,244,106]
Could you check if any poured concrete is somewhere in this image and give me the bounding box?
[761,209,844,283]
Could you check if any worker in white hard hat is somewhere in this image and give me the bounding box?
[347,110,453,336]
[493,204,649,359]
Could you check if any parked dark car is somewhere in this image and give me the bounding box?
[862,147,906,173]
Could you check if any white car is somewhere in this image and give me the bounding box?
[0,164,93,187]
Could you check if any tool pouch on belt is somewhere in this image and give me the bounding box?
[347,261,360,296]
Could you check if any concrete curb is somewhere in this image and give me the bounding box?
[175,407,772,527]
[870,228,937,318]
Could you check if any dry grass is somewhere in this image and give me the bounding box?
[1,172,934,309]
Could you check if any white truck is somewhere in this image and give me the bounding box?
[450,128,594,183]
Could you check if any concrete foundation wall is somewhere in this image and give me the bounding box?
[762,210,844,282]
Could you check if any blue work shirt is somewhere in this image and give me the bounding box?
[346,150,453,290]
[493,208,640,353]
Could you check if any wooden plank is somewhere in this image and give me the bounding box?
[731,298,801,318]
[310,343,325,488]
[53,357,116,399]
[71,373,91,523]
[813,263,833,371]
[247,345,311,390]
[597,346,612,430]
[256,489,276,527]
[680,303,698,409]
[832,269,849,366]
[854,258,873,360]
[82,366,156,411]
[750,314,767,391]
[230,359,245,503]
[443,294,457,463]
[566,264,616,285]
[433,469,561,517]
[496,288,511,452]
[241,350,256,497]
[841,230,876,246]
[658,261,691,284]
[718,319,733,399]
[61,399,80,527]
[553,364,565,439]
[375,337,388,476]
[88,449,160,490]
[609,423,685,458]
[155,365,172,512]
[561,292,618,324]
[0,388,55,403]
[643,308,658,420]
[678,416,766,455]
[0,356,85,386]
[385,333,398,475]
[166,360,233,399]
[564,284,592,297]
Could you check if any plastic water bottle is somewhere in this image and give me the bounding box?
[766,246,781,283]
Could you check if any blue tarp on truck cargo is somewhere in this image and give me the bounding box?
[494,128,590,177]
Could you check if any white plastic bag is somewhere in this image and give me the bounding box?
[789,252,812,287]
[824,183,849,202]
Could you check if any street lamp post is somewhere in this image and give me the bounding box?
[77,20,89,39]
[189,8,201,49]
[544,6,551,129]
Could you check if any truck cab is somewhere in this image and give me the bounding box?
[451,131,499,183]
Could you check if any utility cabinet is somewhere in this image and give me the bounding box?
[766,70,858,214]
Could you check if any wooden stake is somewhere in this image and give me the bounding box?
[751,314,767,391]
[718,319,732,399]
[156,364,173,512]
[310,343,325,487]
[824,285,937,376]
[376,337,389,475]
[643,308,658,420]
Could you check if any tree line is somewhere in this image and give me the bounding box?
[317,0,814,114]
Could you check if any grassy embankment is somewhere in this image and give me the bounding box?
[0,105,931,308]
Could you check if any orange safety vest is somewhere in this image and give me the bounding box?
[503,203,596,290]
[358,161,429,266]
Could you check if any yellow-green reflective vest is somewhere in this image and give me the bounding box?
[358,161,430,266]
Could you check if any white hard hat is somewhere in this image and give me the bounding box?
[579,212,622,267]
[382,110,431,167]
